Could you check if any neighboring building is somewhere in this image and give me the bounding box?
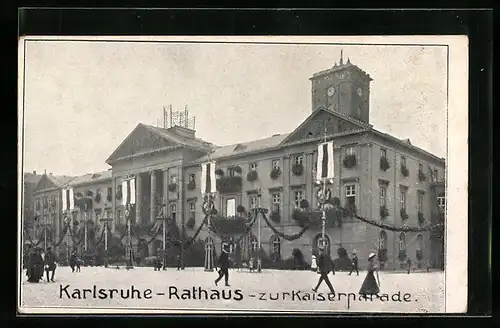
[22,171,42,241]
[28,55,446,269]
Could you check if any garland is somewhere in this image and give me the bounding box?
[260,209,310,241]
[352,214,443,233]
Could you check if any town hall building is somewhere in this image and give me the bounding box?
[29,55,446,270]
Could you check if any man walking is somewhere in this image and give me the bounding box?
[214,243,230,287]
[312,246,335,294]
[44,247,58,282]
[349,252,359,276]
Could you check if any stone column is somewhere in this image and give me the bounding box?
[111,176,116,232]
[136,174,142,225]
[150,171,157,223]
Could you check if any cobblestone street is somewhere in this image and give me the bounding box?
[20,266,445,313]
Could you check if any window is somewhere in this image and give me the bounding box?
[399,233,406,251]
[249,235,258,252]
[401,156,407,167]
[293,190,304,208]
[249,196,258,209]
[380,186,387,207]
[107,187,112,196]
[380,148,387,158]
[433,169,438,181]
[227,167,236,177]
[249,163,258,171]
[437,193,446,211]
[188,174,195,182]
[378,231,387,249]
[226,198,236,217]
[115,209,122,226]
[345,184,356,208]
[417,234,423,251]
[293,155,303,165]
[271,193,281,213]
[400,189,407,210]
[189,202,196,221]
[272,160,280,170]
[269,235,281,261]
[345,146,354,156]
[418,192,424,213]
[418,163,423,172]
[169,203,177,220]
[170,175,177,184]
[96,188,101,196]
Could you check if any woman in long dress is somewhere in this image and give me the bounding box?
[359,252,380,296]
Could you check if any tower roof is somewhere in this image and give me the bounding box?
[310,52,373,81]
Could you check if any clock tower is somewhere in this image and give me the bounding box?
[310,51,373,124]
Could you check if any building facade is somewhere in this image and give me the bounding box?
[22,171,42,242]
[26,57,446,270]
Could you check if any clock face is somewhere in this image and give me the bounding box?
[327,86,336,97]
[357,88,363,96]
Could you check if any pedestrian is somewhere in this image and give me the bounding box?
[359,252,380,297]
[406,257,412,274]
[154,249,162,271]
[44,247,58,282]
[176,254,181,271]
[349,252,359,276]
[69,251,78,272]
[312,246,335,294]
[214,243,230,287]
[310,254,318,272]
[26,247,42,283]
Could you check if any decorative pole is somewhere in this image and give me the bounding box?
[84,203,88,252]
[103,205,109,268]
[44,202,47,253]
[126,204,133,269]
[257,188,262,273]
[162,196,167,270]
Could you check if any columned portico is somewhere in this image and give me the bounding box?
[150,171,157,223]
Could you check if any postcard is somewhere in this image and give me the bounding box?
[18,35,468,314]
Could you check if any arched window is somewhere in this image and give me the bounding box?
[416,234,423,251]
[378,230,388,249]
[398,232,406,251]
[269,235,281,261]
[312,233,331,256]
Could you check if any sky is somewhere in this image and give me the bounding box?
[21,40,447,177]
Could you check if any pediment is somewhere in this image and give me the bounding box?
[281,108,367,145]
[107,124,178,163]
[34,175,58,192]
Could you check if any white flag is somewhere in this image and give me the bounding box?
[316,144,324,181]
[316,141,335,180]
[61,189,67,211]
[129,178,136,204]
[210,162,216,193]
[122,181,128,206]
[69,188,74,210]
[200,163,207,195]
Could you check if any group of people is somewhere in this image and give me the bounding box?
[25,246,58,283]
[312,246,381,297]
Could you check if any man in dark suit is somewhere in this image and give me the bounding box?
[349,252,359,276]
[312,246,335,294]
[214,243,230,287]
[44,247,58,282]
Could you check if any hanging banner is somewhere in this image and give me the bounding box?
[68,188,74,210]
[316,141,335,180]
[201,161,216,194]
[121,181,128,206]
[61,189,67,211]
[129,178,136,204]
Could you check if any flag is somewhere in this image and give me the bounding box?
[69,188,74,210]
[61,189,67,211]
[201,162,216,194]
[122,181,128,206]
[316,141,335,180]
[129,178,136,204]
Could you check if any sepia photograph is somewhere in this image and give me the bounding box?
[17,36,468,314]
